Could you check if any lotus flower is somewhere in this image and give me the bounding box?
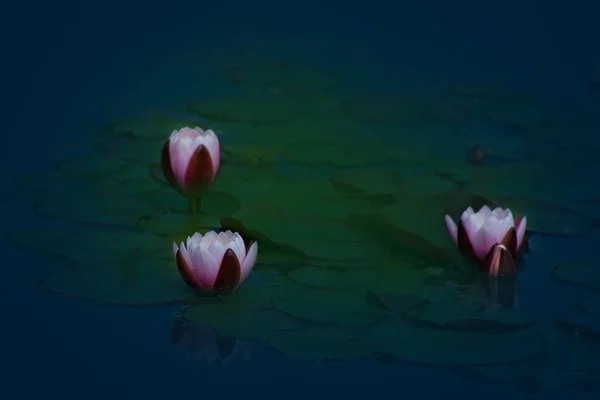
[172,318,252,364]
[173,231,258,294]
[444,206,527,277]
[161,127,220,199]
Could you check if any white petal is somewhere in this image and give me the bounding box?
[199,231,219,248]
[187,232,204,248]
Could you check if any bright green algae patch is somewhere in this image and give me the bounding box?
[9,57,600,388]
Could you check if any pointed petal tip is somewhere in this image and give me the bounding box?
[212,248,241,294]
[485,244,517,277]
[444,215,458,244]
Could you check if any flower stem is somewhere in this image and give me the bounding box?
[189,197,198,216]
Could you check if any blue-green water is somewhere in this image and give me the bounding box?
[3,1,600,398]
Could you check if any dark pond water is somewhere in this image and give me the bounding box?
[2,1,600,398]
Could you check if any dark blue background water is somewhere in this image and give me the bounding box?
[2,1,599,398]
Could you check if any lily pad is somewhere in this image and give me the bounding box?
[288,266,376,289]
[343,94,469,125]
[40,256,192,306]
[330,168,404,196]
[11,229,168,265]
[98,136,163,164]
[273,289,381,325]
[551,260,600,292]
[35,193,159,226]
[346,190,479,261]
[369,322,542,365]
[268,327,373,360]
[490,196,593,236]
[365,291,429,314]
[187,95,303,124]
[405,300,534,331]
[222,204,386,261]
[54,156,126,178]
[212,165,367,218]
[183,293,304,341]
[107,115,209,140]
[138,211,221,238]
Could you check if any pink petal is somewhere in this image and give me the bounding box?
[480,217,514,257]
[444,215,458,244]
[469,230,489,261]
[515,216,527,250]
[237,241,258,289]
[190,247,220,292]
[462,213,483,246]
[203,130,220,180]
[169,136,195,188]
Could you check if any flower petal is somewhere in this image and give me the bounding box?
[481,214,514,256]
[515,216,527,250]
[175,248,202,288]
[192,246,221,292]
[213,249,241,293]
[237,241,258,290]
[444,215,458,244]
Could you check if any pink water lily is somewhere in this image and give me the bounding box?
[445,206,527,276]
[173,231,258,294]
[161,127,220,198]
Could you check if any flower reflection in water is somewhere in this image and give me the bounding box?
[172,316,252,364]
[484,276,520,310]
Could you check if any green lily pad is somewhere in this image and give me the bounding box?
[551,260,600,291]
[273,289,381,325]
[187,95,303,124]
[40,255,192,306]
[10,229,169,265]
[369,322,542,365]
[268,327,374,361]
[138,189,241,215]
[54,156,127,178]
[288,266,376,289]
[213,165,365,218]
[35,193,159,226]
[405,300,534,331]
[183,285,305,341]
[490,196,593,236]
[330,168,404,196]
[221,204,387,261]
[398,172,460,197]
[346,190,476,261]
[107,115,208,140]
[365,291,429,314]
[343,92,471,126]
[138,211,221,238]
[331,168,458,197]
[282,140,400,167]
[98,136,163,164]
